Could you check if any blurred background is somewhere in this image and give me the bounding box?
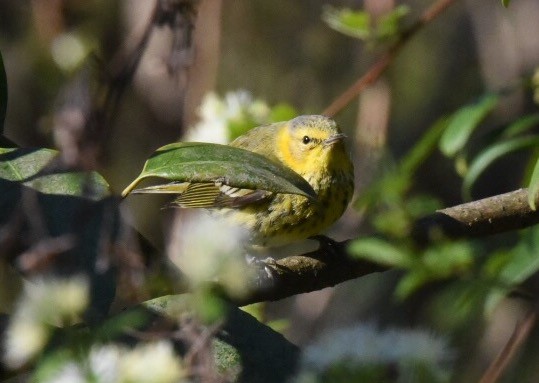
[2,0,539,381]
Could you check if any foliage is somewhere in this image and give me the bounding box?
[2,1,539,382]
[322,5,410,47]
[121,142,316,200]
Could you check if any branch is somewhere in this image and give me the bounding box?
[412,188,539,243]
[323,0,459,117]
[235,188,539,305]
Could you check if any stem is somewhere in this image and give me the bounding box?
[323,0,460,117]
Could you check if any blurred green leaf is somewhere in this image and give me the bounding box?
[376,5,410,42]
[122,142,316,200]
[428,281,488,329]
[322,6,371,40]
[349,237,411,268]
[322,5,409,44]
[502,0,511,7]
[401,116,449,174]
[528,158,539,210]
[0,148,109,199]
[405,195,443,219]
[396,270,430,299]
[484,227,539,312]
[372,208,410,238]
[0,50,7,134]
[502,113,539,138]
[440,94,499,157]
[462,136,539,200]
[422,242,474,277]
[269,103,297,122]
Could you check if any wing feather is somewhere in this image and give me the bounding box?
[173,182,271,209]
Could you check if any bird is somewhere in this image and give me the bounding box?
[153,115,355,248]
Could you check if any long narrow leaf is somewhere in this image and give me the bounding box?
[401,116,449,174]
[440,94,499,157]
[502,113,539,138]
[462,136,539,200]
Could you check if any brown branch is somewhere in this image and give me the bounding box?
[479,309,537,383]
[234,240,385,306]
[412,188,539,243]
[323,0,459,117]
[234,188,539,305]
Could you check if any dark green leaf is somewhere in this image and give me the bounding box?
[395,270,430,299]
[144,294,300,383]
[121,142,316,200]
[462,136,539,200]
[484,227,539,310]
[440,94,499,157]
[502,113,539,138]
[348,237,411,268]
[0,147,109,199]
[0,50,7,134]
[502,0,511,7]
[0,148,116,321]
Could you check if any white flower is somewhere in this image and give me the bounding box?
[43,361,86,383]
[185,90,272,144]
[117,341,184,383]
[89,344,122,383]
[3,318,49,368]
[2,276,89,368]
[168,212,251,297]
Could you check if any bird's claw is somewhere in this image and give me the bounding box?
[309,235,342,258]
[245,254,278,289]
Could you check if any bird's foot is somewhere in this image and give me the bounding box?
[245,254,278,290]
[309,235,343,258]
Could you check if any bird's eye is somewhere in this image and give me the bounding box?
[302,136,311,144]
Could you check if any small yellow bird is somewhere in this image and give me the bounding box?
[160,115,355,247]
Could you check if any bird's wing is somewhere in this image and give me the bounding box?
[173,182,271,209]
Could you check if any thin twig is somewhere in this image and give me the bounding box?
[479,309,537,383]
[323,0,459,117]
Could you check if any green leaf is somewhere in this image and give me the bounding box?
[0,147,109,199]
[484,226,539,311]
[401,116,449,174]
[375,5,410,42]
[121,142,316,200]
[348,237,411,268]
[462,136,539,200]
[502,113,539,138]
[440,94,499,157]
[395,270,430,299]
[322,6,371,40]
[528,158,539,210]
[0,148,116,321]
[0,50,7,134]
[502,0,511,7]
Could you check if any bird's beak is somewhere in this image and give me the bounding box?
[323,133,346,146]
